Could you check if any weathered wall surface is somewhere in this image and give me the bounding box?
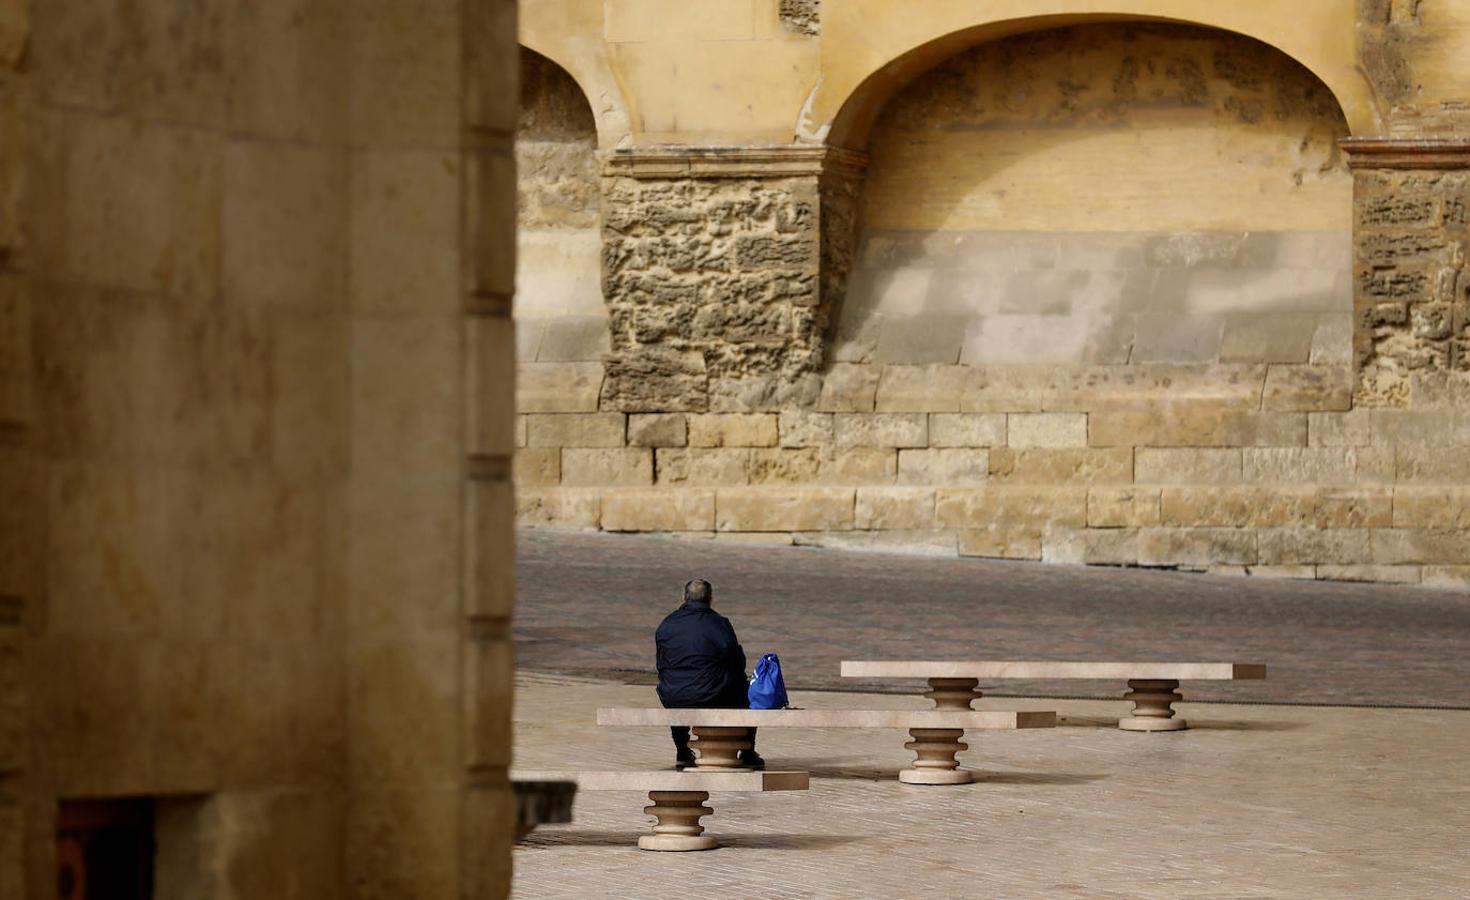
[513,7,1470,589]
[4,0,519,896]
[516,49,605,366]
[841,24,1353,369]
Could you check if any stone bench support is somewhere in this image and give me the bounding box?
[597,708,1055,785]
[840,661,1266,732]
[511,769,809,852]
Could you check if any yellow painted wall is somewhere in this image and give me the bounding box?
[862,24,1351,234]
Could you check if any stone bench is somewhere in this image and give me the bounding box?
[597,707,1056,785]
[511,769,809,851]
[840,661,1267,732]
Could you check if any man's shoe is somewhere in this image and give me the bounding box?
[674,751,697,771]
[739,750,766,770]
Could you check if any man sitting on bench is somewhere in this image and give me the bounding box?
[656,579,764,771]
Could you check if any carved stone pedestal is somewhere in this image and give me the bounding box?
[1119,679,1187,732]
[689,726,755,768]
[639,791,718,851]
[898,728,975,784]
[925,677,983,709]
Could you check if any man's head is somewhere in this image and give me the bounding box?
[684,579,713,605]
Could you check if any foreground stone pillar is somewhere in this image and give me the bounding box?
[1341,138,1470,406]
[599,147,867,412]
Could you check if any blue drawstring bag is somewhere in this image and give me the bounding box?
[748,652,789,710]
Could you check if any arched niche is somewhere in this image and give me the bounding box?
[830,22,1355,370]
[515,47,608,365]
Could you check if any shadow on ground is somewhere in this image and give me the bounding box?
[518,830,863,850]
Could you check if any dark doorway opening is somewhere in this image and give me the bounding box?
[58,797,153,900]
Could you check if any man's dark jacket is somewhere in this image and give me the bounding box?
[655,601,747,708]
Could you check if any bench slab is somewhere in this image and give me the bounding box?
[597,708,1055,729]
[510,769,809,852]
[840,661,1265,680]
[840,660,1266,732]
[511,770,808,792]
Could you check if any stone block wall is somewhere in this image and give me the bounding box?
[516,360,1470,587]
[512,21,1470,590]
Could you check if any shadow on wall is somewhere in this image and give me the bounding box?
[832,22,1354,369]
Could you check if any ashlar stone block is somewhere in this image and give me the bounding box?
[517,362,605,413]
[655,448,751,486]
[1262,365,1353,412]
[833,413,926,448]
[1006,413,1086,448]
[935,487,1087,530]
[560,448,653,486]
[513,448,560,486]
[874,365,965,412]
[687,413,778,448]
[989,448,1133,485]
[628,413,687,448]
[928,413,1006,448]
[1138,527,1257,567]
[516,488,601,529]
[778,410,834,447]
[525,413,625,448]
[715,487,856,532]
[1392,487,1470,528]
[1160,487,1317,528]
[896,449,988,486]
[1315,489,1392,528]
[1087,488,1161,528]
[1308,410,1371,447]
[816,363,879,412]
[1090,406,1305,447]
[854,488,936,530]
[602,489,716,532]
[1134,448,1242,484]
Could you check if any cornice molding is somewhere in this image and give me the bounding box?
[1340,137,1470,170]
[603,145,870,179]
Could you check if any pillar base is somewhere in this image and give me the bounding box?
[900,727,974,785]
[640,791,719,852]
[1119,679,1187,732]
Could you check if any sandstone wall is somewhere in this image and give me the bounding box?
[513,16,1470,589]
[516,49,606,366]
[4,0,519,896]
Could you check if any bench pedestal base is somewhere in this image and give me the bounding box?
[899,728,975,784]
[1119,679,1187,732]
[689,726,754,769]
[925,677,983,710]
[639,791,718,851]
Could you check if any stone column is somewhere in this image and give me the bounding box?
[0,2,27,886]
[1341,138,1470,407]
[599,146,867,413]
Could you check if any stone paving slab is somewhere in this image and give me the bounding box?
[517,529,1470,707]
[513,674,1470,899]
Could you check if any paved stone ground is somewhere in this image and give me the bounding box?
[517,530,1470,708]
[513,674,1470,899]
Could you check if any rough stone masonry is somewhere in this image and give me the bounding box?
[514,16,1470,590]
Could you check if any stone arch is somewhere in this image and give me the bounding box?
[518,28,632,149]
[515,47,609,367]
[831,21,1356,370]
[813,8,1373,148]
